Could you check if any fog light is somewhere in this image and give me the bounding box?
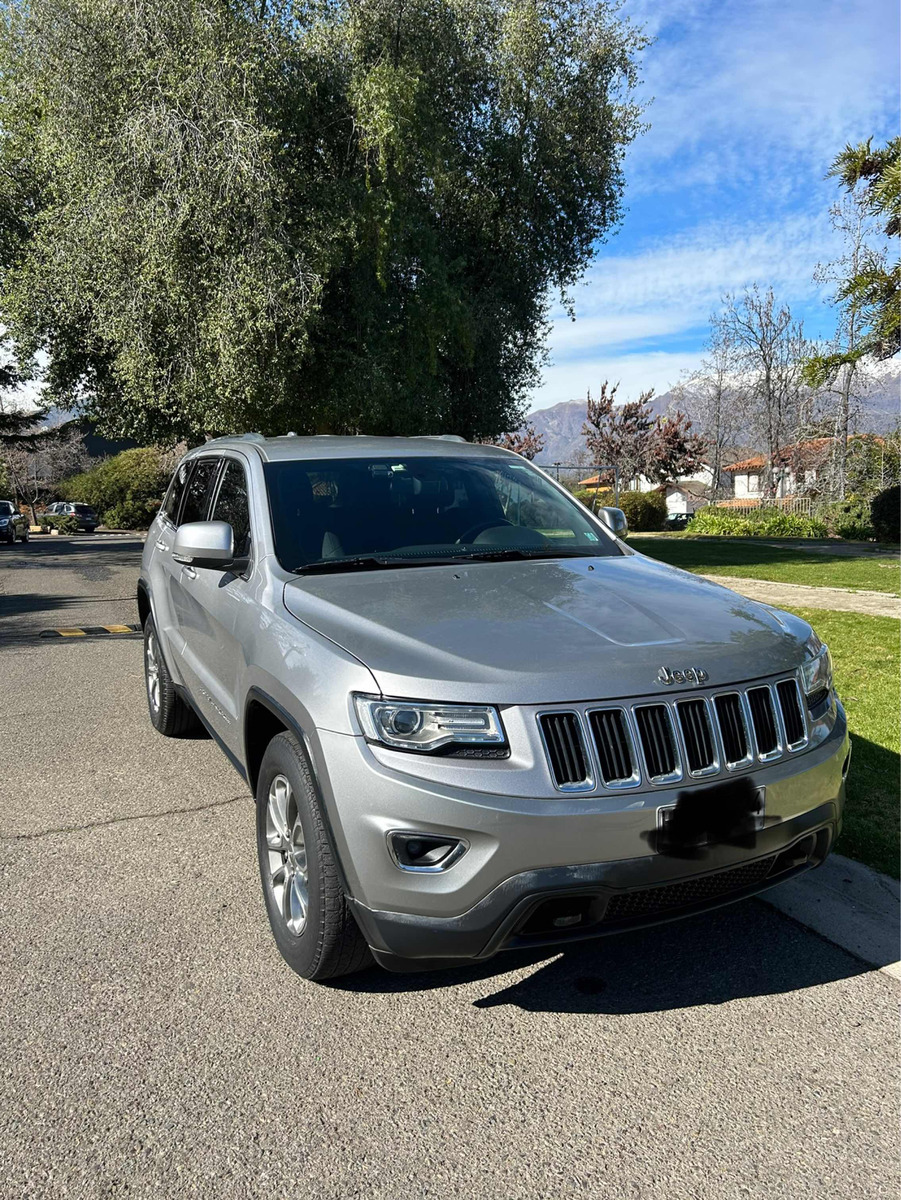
[388,831,468,872]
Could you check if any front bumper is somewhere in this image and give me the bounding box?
[351,807,837,970]
[315,703,849,968]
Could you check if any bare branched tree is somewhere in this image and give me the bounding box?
[674,324,743,500]
[713,287,810,498]
[1,420,89,522]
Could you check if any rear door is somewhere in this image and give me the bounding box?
[146,459,192,657]
[172,455,254,745]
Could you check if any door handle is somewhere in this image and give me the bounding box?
[155,539,169,552]
[182,565,197,580]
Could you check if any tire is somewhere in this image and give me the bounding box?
[143,615,202,737]
[256,731,371,981]
[20,527,28,543]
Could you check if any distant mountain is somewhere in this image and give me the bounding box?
[527,390,677,467]
[527,359,899,466]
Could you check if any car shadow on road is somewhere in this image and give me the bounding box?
[333,899,884,1014]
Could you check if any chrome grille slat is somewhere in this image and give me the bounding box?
[538,712,592,791]
[776,679,808,750]
[714,692,750,766]
[677,698,716,775]
[587,708,638,786]
[747,686,780,759]
[634,704,680,782]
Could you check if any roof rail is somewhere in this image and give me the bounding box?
[415,434,467,443]
[204,432,266,445]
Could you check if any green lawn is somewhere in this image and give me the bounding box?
[634,535,900,595]
[786,608,899,879]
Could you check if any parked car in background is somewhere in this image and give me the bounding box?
[664,512,695,532]
[0,501,29,544]
[43,501,100,532]
[139,435,848,982]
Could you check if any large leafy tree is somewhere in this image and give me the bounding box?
[0,0,647,444]
[803,137,900,496]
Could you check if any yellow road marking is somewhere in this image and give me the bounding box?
[57,629,87,637]
[103,625,132,634]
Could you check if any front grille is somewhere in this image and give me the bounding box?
[634,705,678,779]
[677,699,715,773]
[539,712,590,789]
[602,857,777,923]
[588,708,635,784]
[747,687,779,755]
[776,679,806,746]
[536,671,812,791]
[714,693,748,764]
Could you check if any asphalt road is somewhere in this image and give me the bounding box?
[0,537,897,1199]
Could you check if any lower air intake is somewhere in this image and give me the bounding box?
[602,857,777,923]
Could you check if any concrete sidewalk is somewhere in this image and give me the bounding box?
[702,573,901,618]
[763,854,900,979]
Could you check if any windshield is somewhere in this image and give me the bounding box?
[72,504,96,515]
[264,455,622,572]
[0,502,13,515]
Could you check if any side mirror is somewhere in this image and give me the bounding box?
[598,506,628,539]
[172,521,242,570]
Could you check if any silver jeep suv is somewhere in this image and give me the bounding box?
[139,435,849,980]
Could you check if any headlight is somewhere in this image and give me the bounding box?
[800,637,833,699]
[0,518,8,526]
[353,695,506,752]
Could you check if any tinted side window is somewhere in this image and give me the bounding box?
[180,458,221,525]
[212,460,251,558]
[161,462,191,525]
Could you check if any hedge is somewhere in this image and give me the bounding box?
[870,485,900,543]
[689,506,828,538]
[574,488,667,532]
[58,446,168,529]
[818,497,874,541]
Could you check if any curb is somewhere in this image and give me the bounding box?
[761,853,900,979]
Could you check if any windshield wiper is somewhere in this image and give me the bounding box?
[294,548,601,574]
[294,555,465,575]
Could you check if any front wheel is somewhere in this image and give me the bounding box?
[256,732,371,981]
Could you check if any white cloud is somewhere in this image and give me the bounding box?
[532,350,703,410]
[531,211,838,409]
[626,0,899,193]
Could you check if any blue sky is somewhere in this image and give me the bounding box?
[532,0,900,411]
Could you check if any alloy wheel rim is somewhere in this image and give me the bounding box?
[145,629,161,713]
[265,774,309,936]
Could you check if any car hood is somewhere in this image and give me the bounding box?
[282,553,811,705]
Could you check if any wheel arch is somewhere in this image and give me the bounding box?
[244,687,355,900]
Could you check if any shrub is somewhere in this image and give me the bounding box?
[689,506,828,538]
[870,485,900,543]
[573,488,666,532]
[40,513,78,534]
[818,497,874,541]
[59,446,168,529]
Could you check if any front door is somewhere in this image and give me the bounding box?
[173,456,254,751]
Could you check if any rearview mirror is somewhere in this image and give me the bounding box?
[172,521,241,570]
[598,506,628,539]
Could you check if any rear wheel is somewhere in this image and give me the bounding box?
[143,615,201,736]
[256,732,371,981]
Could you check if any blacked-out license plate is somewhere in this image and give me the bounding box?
[657,784,766,851]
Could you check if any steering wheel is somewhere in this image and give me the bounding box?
[456,518,513,544]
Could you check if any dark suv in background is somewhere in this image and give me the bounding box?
[0,501,28,544]
[43,502,100,532]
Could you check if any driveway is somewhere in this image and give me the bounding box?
[0,538,897,1199]
[699,574,901,618]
